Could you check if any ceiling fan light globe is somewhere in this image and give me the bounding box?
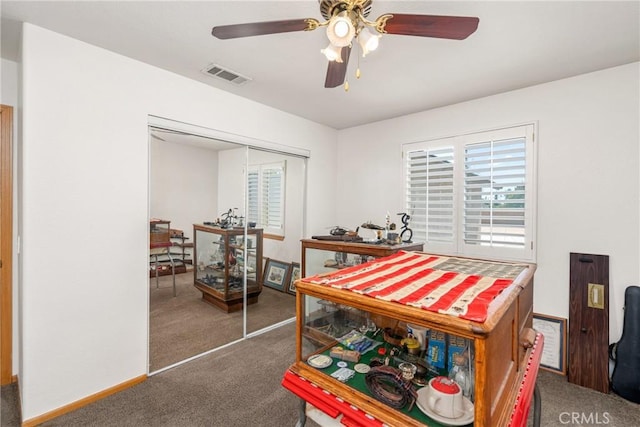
[334,20,350,37]
[358,28,380,57]
[326,14,355,47]
[321,44,343,63]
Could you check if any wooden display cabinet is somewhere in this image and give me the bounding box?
[301,238,424,278]
[285,252,537,426]
[193,224,263,313]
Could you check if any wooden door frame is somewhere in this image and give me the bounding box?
[1,104,14,385]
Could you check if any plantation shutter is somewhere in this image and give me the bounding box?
[248,161,286,236]
[403,123,535,262]
[247,169,259,224]
[463,137,527,249]
[261,165,283,230]
[406,147,455,245]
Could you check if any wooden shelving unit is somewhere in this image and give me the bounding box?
[149,222,192,277]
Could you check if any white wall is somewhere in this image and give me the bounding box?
[1,58,18,104]
[19,23,337,421]
[1,58,21,378]
[335,63,640,342]
[149,139,219,238]
[217,146,247,221]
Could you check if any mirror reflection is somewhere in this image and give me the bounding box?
[148,127,304,372]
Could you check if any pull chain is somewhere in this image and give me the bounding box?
[356,43,361,79]
[345,40,362,91]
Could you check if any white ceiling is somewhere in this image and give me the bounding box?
[1,1,639,130]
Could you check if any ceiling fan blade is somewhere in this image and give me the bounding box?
[324,46,352,88]
[383,14,479,40]
[212,19,313,39]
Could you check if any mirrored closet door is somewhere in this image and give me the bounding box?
[148,125,308,373]
[148,128,247,372]
[245,147,307,335]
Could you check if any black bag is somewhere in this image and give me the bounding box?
[609,285,640,403]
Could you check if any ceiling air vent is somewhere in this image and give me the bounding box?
[202,63,251,85]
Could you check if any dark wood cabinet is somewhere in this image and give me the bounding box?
[301,239,424,278]
[568,252,609,393]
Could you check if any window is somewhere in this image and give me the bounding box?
[403,124,536,261]
[247,161,286,237]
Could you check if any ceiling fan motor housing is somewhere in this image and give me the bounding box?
[320,0,372,20]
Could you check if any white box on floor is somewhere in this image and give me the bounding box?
[306,403,343,426]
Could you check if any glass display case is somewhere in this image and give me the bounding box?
[193,224,263,313]
[284,251,538,426]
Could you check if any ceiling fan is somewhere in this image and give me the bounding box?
[211,0,479,90]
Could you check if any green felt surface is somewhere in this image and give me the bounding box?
[310,338,473,426]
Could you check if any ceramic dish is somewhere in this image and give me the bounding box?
[354,363,371,374]
[415,387,474,426]
[307,354,333,369]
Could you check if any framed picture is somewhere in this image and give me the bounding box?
[288,262,301,295]
[533,313,567,375]
[263,258,290,292]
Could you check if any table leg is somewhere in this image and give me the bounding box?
[154,254,160,288]
[295,398,306,427]
[167,250,176,297]
[533,383,541,427]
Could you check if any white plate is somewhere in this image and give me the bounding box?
[415,387,474,426]
[307,354,333,369]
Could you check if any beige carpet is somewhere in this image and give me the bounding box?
[2,274,638,426]
[150,271,296,371]
[3,322,640,426]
